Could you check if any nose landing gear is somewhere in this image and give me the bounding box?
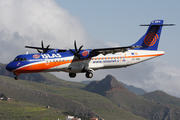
[14,76,19,80]
[14,73,20,80]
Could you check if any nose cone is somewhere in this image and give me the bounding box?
[6,63,14,72]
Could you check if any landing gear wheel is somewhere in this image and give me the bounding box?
[85,72,93,78]
[14,76,19,80]
[69,73,76,78]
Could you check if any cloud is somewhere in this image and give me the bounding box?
[0,0,95,63]
[105,41,120,47]
[144,60,180,97]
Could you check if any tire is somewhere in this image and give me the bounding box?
[85,72,93,78]
[69,73,76,78]
[14,76,19,80]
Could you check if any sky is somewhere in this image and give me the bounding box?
[0,0,180,97]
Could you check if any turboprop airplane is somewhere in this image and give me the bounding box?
[6,20,174,80]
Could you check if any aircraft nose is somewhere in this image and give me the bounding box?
[6,63,14,72]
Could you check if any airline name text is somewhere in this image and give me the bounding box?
[41,53,62,59]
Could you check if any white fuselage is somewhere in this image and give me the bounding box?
[44,50,164,73]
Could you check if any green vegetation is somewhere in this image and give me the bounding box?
[142,90,180,106]
[2,62,180,120]
[0,75,144,120]
[0,63,86,89]
[0,100,65,120]
[40,72,86,88]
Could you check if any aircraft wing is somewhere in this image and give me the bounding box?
[90,45,141,55]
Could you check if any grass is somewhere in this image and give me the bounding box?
[40,73,86,88]
[0,100,65,120]
[0,75,145,120]
[142,90,180,106]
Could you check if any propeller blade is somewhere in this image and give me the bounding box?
[70,40,84,59]
[41,41,44,49]
[37,49,42,53]
[77,54,81,59]
[25,41,65,53]
[77,45,83,53]
[69,49,75,54]
[46,45,50,49]
[74,40,78,52]
[44,45,50,53]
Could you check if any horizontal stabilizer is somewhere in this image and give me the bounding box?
[140,24,175,26]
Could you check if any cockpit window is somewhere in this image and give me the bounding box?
[14,57,27,61]
[20,58,24,61]
[14,57,20,61]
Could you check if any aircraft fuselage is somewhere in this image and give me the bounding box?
[6,50,164,77]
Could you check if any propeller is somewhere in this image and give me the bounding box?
[37,41,50,53]
[69,40,83,59]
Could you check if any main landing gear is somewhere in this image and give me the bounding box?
[69,72,93,78]
[85,72,93,78]
[69,73,76,78]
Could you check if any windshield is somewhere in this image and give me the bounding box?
[14,57,27,61]
[14,57,20,61]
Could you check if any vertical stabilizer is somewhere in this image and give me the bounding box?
[132,20,164,50]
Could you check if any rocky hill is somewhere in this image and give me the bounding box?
[142,90,180,106]
[82,80,147,95]
[120,82,147,95]
[84,75,126,96]
[84,75,180,120]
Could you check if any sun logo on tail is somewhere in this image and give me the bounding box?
[144,33,159,46]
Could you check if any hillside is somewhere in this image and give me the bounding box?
[81,80,147,95]
[0,63,85,89]
[142,90,180,106]
[2,61,180,120]
[120,82,147,95]
[0,75,145,120]
[84,74,180,120]
[0,100,65,120]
